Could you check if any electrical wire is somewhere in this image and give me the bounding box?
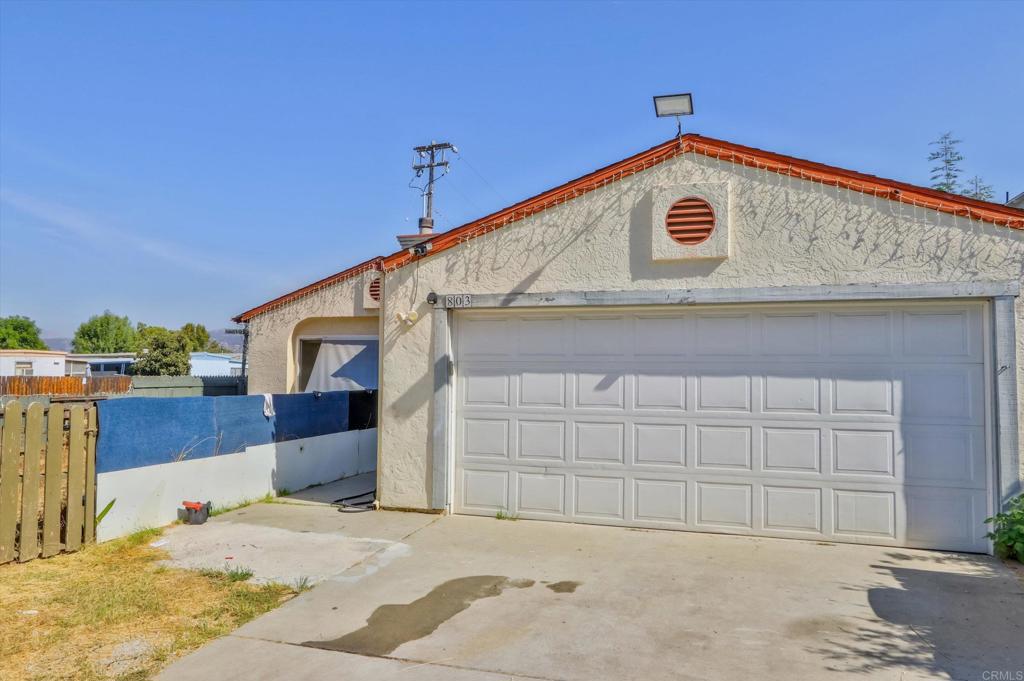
[455,151,507,204]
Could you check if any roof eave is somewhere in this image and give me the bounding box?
[234,133,1024,322]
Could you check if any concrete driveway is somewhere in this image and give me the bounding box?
[160,502,1024,681]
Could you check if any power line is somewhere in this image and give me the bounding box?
[455,150,507,204]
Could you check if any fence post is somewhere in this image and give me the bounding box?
[84,406,97,543]
[65,405,86,551]
[0,402,23,563]
[18,403,44,561]
[41,406,64,557]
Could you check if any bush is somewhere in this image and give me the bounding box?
[986,494,1024,561]
[131,332,190,376]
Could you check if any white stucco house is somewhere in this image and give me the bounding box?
[189,352,244,377]
[0,349,68,376]
[235,133,1024,553]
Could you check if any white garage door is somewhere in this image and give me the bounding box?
[453,301,992,552]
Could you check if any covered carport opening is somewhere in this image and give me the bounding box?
[290,317,381,504]
[428,282,1022,554]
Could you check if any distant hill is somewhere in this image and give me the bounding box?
[42,337,73,352]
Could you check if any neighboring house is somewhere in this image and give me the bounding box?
[65,357,89,376]
[234,133,1024,554]
[1009,191,1024,209]
[61,352,245,377]
[0,349,67,376]
[68,353,137,376]
[189,352,244,376]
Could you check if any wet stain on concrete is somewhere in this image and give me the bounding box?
[546,580,581,593]
[785,615,850,638]
[303,575,534,656]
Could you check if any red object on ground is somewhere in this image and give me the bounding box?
[182,501,204,511]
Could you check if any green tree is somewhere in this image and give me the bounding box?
[0,316,48,350]
[130,331,190,376]
[928,132,963,194]
[71,311,137,353]
[963,175,994,201]
[136,323,175,351]
[179,323,229,353]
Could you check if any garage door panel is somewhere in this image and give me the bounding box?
[519,370,565,407]
[762,312,823,356]
[634,479,687,523]
[763,374,821,413]
[828,310,894,356]
[831,429,896,477]
[902,307,983,361]
[461,469,510,511]
[463,418,510,460]
[831,372,895,415]
[634,424,687,466]
[696,482,754,528]
[574,316,628,356]
[833,489,897,539]
[575,371,625,408]
[459,316,514,357]
[696,374,752,412]
[574,422,625,464]
[463,369,511,406]
[455,302,992,553]
[903,426,987,488]
[518,316,568,356]
[695,313,753,356]
[635,315,689,356]
[517,472,566,515]
[763,427,822,473]
[517,419,566,463]
[695,425,752,470]
[574,476,625,519]
[635,373,687,410]
[905,487,989,550]
[763,485,823,533]
[903,365,984,424]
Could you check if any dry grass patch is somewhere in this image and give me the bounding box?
[0,528,297,681]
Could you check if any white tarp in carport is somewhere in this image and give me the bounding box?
[305,339,379,392]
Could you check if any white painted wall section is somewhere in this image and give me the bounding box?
[96,428,377,541]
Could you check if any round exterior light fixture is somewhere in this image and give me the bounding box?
[665,197,715,245]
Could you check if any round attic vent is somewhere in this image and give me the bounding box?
[369,277,382,302]
[665,197,715,246]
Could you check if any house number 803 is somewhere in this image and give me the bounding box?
[446,294,473,308]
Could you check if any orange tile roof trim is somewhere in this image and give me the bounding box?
[235,134,1024,322]
[234,257,383,322]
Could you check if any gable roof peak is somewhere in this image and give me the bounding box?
[234,133,1024,322]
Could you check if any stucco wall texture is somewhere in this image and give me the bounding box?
[246,274,378,395]
[248,150,1024,511]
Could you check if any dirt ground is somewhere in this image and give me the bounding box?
[0,527,299,681]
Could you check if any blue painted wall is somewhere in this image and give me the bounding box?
[97,391,350,473]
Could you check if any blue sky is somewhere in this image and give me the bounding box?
[1,1,1021,336]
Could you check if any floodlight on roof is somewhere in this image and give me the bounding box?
[653,93,694,136]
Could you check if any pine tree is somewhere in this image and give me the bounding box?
[962,175,994,201]
[928,132,963,194]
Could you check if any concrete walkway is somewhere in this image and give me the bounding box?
[160,503,1024,681]
[158,474,432,586]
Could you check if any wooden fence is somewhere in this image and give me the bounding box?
[0,402,97,564]
[0,375,132,398]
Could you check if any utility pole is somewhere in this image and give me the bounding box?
[412,141,456,235]
[225,325,249,393]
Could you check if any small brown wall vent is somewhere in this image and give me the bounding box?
[665,197,716,245]
[368,277,382,302]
